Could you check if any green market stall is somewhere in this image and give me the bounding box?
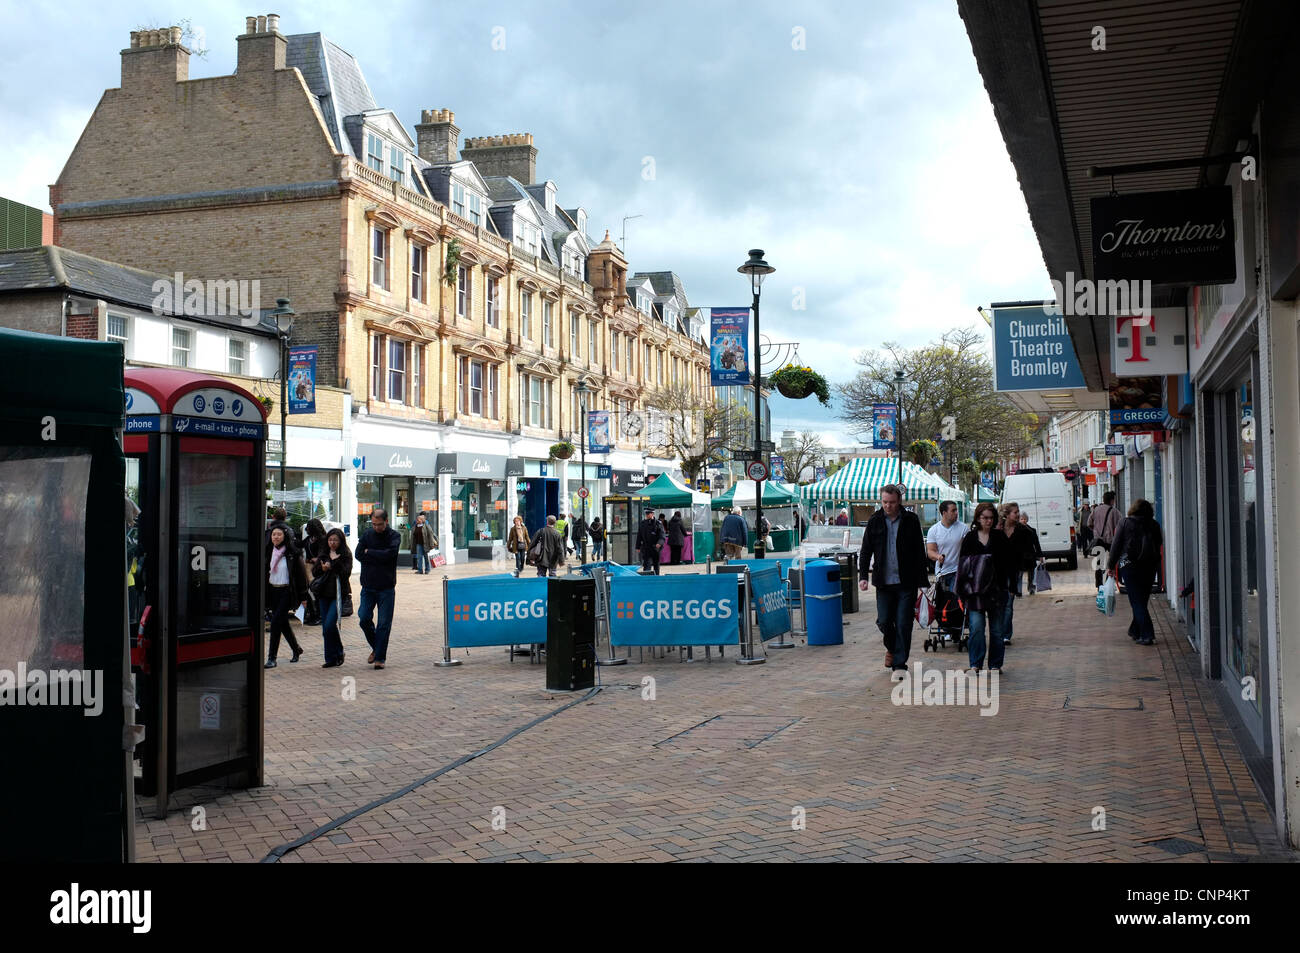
[711,479,803,554]
[639,473,713,563]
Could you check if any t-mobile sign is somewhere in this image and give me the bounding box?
[1109,307,1188,376]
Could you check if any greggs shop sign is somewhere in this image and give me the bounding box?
[609,575,739,647]
[1091,187,1235,285]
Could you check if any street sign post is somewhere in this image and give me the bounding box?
[733,449,759,462]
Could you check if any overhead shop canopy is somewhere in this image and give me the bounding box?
[800,458,940,503]
[711,479,801,509]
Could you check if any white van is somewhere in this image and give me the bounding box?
[1000,470,1077,569]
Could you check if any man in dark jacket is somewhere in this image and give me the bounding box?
[857,485,928,671]
[635,507,667,574]
[998,502,1039,644]
[667,511,688,565]
[534,515,565,577]
[570,513,588,564]
[355,507,401,669]
[720,506,748,558]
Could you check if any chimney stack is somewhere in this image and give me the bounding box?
[415,108,460,164]
[237,12,287,74]
[460,133,537,185]
[121,24,191,88]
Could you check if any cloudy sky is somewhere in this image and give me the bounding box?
[1,0,1050,445]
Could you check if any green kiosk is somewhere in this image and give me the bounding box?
[0,329,135,861]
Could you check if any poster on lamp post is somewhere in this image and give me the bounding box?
[287,345,317,415]
[871,404,897,450]
[709,308,750,386]
[587,409,611,453]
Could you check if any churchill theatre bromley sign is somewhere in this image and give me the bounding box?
[992,307,1087,392]
[1090,186,1236,285]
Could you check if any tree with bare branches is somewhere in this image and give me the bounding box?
[780,431,826,484]
[642,384,753,485]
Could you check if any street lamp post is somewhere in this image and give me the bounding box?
[738,250,774,558]
[893,369,906,490]
[576,379,588,564]
[270,298,296,499]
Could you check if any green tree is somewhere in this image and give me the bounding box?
[837,326,1040,465]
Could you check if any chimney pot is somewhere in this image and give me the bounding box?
[245,16,257,34]
[267,13,280,32]
[257,14,267,33]
[169,25,182,45]
[130,30,140,48]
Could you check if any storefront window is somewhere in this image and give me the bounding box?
[1230,378,1261,712]
[451,479,506,548]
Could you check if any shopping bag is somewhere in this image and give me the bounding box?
[1033,563,1052,592]
[915,586,936,627]
[431,550,446,568]
[1097,576,1117,616]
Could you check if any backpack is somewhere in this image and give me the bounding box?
[1127,519,1157,566]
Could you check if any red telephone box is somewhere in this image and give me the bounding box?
[123,368,268,816]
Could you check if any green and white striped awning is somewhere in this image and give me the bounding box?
[800,458,941,502]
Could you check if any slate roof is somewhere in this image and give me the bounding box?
[285,33,379,159]
[482,175,581,266]
[0,247,278,333]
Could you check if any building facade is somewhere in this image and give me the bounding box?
[50,16,711,561]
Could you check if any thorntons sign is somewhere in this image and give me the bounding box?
[1091,187,1235,285]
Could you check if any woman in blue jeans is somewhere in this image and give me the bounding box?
[956,502,1013,673]
[309,528,353,667]
[1107,499,1163,645]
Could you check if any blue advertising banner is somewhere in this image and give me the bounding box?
[587,409,611,453]
[609,574,739,646]
[769,455,786,482]
[597,464,612,479]
[710,308,750,386]
[814,466,827,480]
[981,471,996,490]
[288,345,317,415]
[749,566,791,641]
[446,576,548,648]
[872,404,897,450]
[992,307,1087,391]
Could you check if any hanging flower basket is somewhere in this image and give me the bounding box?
[549,441,575,460]
[908,439,940,466]
[767,364,831,406]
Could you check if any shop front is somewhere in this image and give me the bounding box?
[437,452,508,552]
[355,442,439,554]
[565,461,604,530]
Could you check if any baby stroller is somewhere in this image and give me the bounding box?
[922,583,967,652]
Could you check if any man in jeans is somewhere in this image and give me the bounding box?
[355,507,400,669]
[858,484,929,672]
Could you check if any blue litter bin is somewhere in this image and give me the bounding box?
[803,558,843,645]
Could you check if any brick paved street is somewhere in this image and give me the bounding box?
[135,559,1296,862]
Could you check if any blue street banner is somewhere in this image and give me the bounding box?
[609,574,740,646]
[814,466,827,480]
[748,566,791,641]
[872,404,897,451]
[587,409,611,453]
[288,345,318,414]
[710,308,750,386]
[769,455,786,482]
[597,464,612,479]
[981,471,996,490]
[992,306,1087,392]
[446,576,547,648]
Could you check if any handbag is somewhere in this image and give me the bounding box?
[1033,563,1052,592]
[915,585,936,627]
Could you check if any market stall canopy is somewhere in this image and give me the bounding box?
[976,485,999,501]
[711,479,801,509]
[920,469,970,507]
[800,458,940,502]
[641,472,709,508]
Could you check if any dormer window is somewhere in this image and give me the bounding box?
[469,193,482,226]
[367,134,384,173]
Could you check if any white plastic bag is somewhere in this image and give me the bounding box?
[1097,576,1117,616]
[915,586,936,627]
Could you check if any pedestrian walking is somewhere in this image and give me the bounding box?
[1108,499,1164,645]
[667,510,688,565]
[1018,510,1044,594]
[588,517,606,561]
[264,521,307,668]
[1077,502,1093,553]
[300,518,328,625]
[636,507,666,574]
[857,484,929,672]
[998,502,1038,644]
[570,512,588,564]
[532,515,565,577]
[411,512,435,574]
[720,505,748,558]
[507,515,531,576]
[311,528,353,668]
[925,500,967,597]
[1088,491,1121,552]
[956,502,1013,673]
[355,506,400,670]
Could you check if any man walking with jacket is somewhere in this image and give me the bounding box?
[534,515,565,577]
[1088,491,1121,551]
[720,506,748,559]
[355,507,401,669]
[857,485,929,672]
[635,507,667,574]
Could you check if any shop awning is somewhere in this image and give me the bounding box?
[711,479,801,509]
[640,472,709,508]
[799,458,940,503]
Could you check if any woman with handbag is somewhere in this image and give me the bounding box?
[265,522,308,668]
[311,528,354,667]
[956,502,1013,674]
[1107,499,1163,645]
[507,515,531,577]
[300,518,327,625]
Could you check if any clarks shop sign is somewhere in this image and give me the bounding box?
[355,443,438,476]
[1091,187,1235,285]
[436,453,506,478]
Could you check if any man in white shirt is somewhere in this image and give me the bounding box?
[926,501,967,594]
